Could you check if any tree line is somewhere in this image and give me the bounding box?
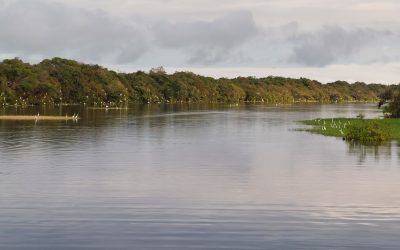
[0,57,395,106]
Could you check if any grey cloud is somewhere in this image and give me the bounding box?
[287,26,391,66]
[0,0,149,63]
[1,0,399,69]
[151,11,259,64]
[0,1,259,65]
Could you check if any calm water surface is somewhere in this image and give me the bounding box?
[1,104,400,249]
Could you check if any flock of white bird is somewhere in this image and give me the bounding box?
[314,118,351,136]
[34,113,79,121]
[70,114,79,120]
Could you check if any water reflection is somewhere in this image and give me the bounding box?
[346,141,398,164]
[1,103,400,249]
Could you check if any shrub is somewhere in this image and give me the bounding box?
[345,120,389,144]
[384,93,400,118]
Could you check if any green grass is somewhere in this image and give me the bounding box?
[300,118,400,140]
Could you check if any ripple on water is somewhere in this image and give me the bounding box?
[0,104,400,249]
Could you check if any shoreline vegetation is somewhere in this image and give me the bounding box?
[301,118,400,144]
[0,58,395,107]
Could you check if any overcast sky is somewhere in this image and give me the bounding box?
[0,0,399,83]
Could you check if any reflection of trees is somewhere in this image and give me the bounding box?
[346,141,395,164]
[0,103,234,153]
[0,104,253,178]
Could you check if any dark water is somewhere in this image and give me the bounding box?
[1,104,400,249]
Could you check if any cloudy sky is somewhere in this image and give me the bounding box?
[0,0,399,83]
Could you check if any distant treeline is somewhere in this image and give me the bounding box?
[0,58,395,106]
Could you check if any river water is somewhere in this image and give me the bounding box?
[0,103,399,249]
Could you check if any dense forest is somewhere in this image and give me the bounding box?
[0,58,395,106]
